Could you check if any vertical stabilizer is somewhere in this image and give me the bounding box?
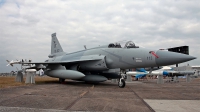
[51,33,64,54]
[49,33,65,58]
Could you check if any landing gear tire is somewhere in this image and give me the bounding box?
[118,79,125,88]
[59,78,65,83]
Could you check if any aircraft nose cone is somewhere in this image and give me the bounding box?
[155,50,196,66]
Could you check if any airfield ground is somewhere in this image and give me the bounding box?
[0,76,200,112]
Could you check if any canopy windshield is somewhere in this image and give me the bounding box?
[108,41,139,48]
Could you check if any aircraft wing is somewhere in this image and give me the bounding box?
[21,55,105,65]
[22,59,101,64]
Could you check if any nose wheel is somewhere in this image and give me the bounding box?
[118,79,125,88]
[118,71,127,88]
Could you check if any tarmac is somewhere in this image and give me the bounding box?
[0,78,200,112]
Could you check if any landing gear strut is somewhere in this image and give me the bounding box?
[59,78,65,83]
[118,70,127,88]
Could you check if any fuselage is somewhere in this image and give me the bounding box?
[83,48,157,69]
[46,47,195,70]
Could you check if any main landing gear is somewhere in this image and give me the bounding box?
[118,70,127,88]
[59,78,65,83]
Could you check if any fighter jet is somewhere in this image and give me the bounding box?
[7,33,196,88]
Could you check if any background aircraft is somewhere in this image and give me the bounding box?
[127,66,196,80]
[7,33,196,88]
[6,60,21,67]
[127,68,168,79]
[163,66,196,77]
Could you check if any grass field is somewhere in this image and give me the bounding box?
[0,76,58,88]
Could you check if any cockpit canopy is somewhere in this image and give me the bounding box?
[108,41,139,48]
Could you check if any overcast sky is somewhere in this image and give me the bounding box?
[0,0,199,73]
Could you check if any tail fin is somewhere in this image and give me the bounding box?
[6,60,13,66]
[51,33,63,54]
[48,33,65,58]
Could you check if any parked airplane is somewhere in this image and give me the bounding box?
[7,33,196,88]
[165,66,196,76]
[127,66,196,79]
[127,68,169,79]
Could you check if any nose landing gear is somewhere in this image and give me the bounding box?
[118,70,127,88]
[118,78,126,88]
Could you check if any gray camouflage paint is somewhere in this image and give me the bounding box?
[22,33,196,82]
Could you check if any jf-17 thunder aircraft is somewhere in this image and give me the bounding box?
[7,33,196,88]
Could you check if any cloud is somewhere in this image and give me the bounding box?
[0,0,5,7]
[0,0,200,72]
